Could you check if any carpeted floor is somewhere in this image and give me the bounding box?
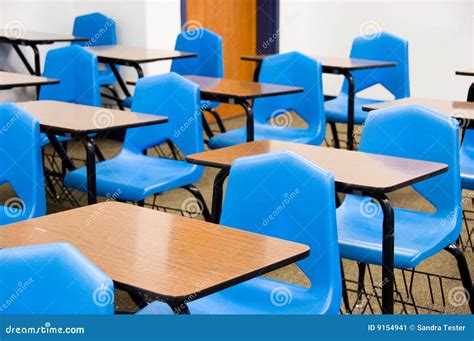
[4,112,472,314]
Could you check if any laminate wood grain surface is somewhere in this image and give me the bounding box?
[15,100,168,135]
[0,71,58,89]
[0,202,309,303]
[187,140,447,193]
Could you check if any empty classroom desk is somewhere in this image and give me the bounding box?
[186,139,448,314]
[86,45,196,104]
[0,71,58,90]
[0,202,310,314]
[0,30,87,76]
[16,100,168,205]
[362,97,474,128]
[242,55,396,150]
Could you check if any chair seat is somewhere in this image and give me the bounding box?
[325,95,381,125]
[139,276,339,315]
[98,67,117,86]
[40,134,72,146]
[64,151,203,201]
[337,196,460,269]
[208,123,322,149]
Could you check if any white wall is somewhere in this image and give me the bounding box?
[280,0,474,101]
[0,0,181,101]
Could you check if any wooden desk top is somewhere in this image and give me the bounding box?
[362,97,474,125]
[456,69,474,77]
[16,100,168,135]
[241,54,396,71]
[0,29,87,44]
[184,75,304,101]
[0,71,58,89]
[86,45,197,64]
[187,140,447,193]
[0,202,309,303]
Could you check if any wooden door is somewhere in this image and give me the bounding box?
[185,0,257,119]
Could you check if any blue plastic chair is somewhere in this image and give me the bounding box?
[0,243,114,314]
[336,105,473,312]
[64,73,209,218]
[72,12,118,87]
[0,103,46,225]
[325,32,410,145]
[460,130,474,190]
[208,52,326,149]
[139,151,342,314]
[39,45,101,145]
[171,28,225,134]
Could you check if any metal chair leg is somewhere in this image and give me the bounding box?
[202,112,215,139]
[444,243,474,313]
[206,108,226,133]
[182,185,211,222]
[339,259,351,313]
[137,200,145,207]
[329,122,341,149]
[356,262,367,302]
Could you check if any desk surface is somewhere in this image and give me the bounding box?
[86,45,197,64]
[16,100,168,135]
[187,140,447,193]
[184,75,304,100]
[455,69,474,77]
[0,71,58,89]
[0,29,87,44]
[362,97,474,123]
[0,202,309,303]
[241,54,396,71]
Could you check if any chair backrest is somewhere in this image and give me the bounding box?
[39,45,101,106]
[171,28,223,78]
[72,12,117,47]
[342,31,410,99]
[125,72,203,157]
[0,243,114,314]
[220,151,341,313]
[360,105,461,230]
[255,52,326,143]
[0,103,45,221]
